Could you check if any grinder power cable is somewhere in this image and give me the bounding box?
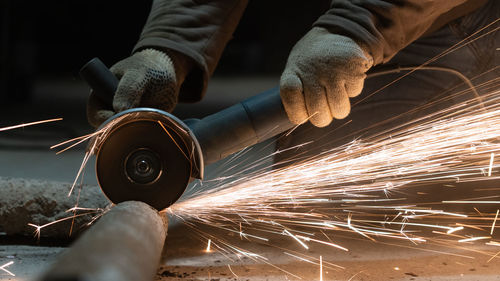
[80,58,294,210]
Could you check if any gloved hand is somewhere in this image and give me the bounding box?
[87,48,191,128]
[280,27,373,127]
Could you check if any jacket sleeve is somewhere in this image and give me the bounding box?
[133,0,248,102]
[313,0,488,65]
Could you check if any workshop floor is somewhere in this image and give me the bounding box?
[157,227,500,281]
[2,229,500,281]
[1,77,500,281]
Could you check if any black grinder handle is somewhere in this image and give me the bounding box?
[80,57,295,165]
[80,58,118,106]
[188,87,294,164]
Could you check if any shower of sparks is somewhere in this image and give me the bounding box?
[166,73,500,269]
[0,118,62,132]
[172,88,500,207]
[0,261,15,276]
[0,117,111,240]
[51,129,105,196]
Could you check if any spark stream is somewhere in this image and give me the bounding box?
[169,79,500,247]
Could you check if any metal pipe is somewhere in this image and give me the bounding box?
[39,201,168,281]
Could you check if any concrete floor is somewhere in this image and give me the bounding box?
[1,77,500,280]
[1,229,500,281]
[155,220,500,281]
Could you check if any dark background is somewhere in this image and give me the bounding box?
[0,0,330,103]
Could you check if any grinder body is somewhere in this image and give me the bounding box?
[81,58,294,210]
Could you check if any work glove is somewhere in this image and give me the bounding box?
[280,27,373,127]
[87,48,191,128]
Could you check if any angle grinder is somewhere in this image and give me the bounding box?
[80,58,294,210]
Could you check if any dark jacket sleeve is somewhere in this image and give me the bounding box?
[134,0,248,102]
[314,0,488,65]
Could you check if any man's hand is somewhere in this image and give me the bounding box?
[87,48,189,128]
[280,27,373,127]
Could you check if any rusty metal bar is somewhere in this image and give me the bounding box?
[39,201,168,281]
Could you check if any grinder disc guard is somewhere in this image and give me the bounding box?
[94,108,203,210]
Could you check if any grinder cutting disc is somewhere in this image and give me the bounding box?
[94,108,202,210]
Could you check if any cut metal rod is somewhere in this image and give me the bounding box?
[39,201,168,281]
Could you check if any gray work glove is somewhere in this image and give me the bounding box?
[87,48,191,128]
[280,27,373,127]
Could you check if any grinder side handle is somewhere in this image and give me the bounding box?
[188,87,295,165]
[80,58,118,107]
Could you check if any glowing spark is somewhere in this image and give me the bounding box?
[491,210,499,235]
[488,153,495,176]
[487,251,500,263]
[347,271,365,281]
[51,131,101,155]
[28,209,104,240]
[486,241,500,247]
[458,236,491,243]
[347,214,374,241]
[432,230,463,238]
[443,201,500,204]
[283,229,309,250]
[206,239,211,252]
[227,265,238,278]
[395,208,467,218]
[319,255,323,281]
[65,207,103,213]
[447,226,464,234]
[295,235,348,252]
[0,118,62,132]
[55,130,101,197]
[157,121,190,161]
[284,252,315,264]
[285,112,320,137]
[0,261,15,276]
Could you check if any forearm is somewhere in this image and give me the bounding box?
[314,0,487,65]
[134,0,248,102]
